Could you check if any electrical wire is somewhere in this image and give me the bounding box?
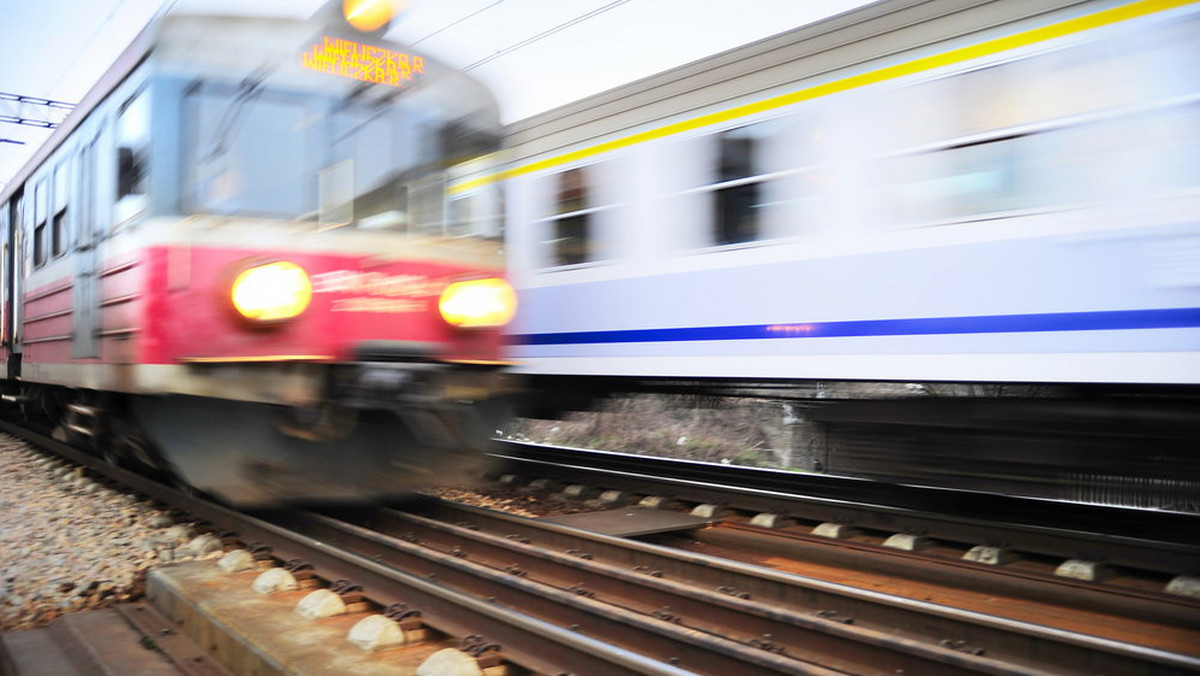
[463,0,631,72]
[411,0,504,46]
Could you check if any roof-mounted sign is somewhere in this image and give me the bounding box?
[301,36,424,87]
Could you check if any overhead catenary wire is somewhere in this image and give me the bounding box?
[411,0,505,47]
[462,0,631,72]
[0,91,77,130]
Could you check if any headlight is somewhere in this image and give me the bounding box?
[438,278,517,328]
[230,261,313,322]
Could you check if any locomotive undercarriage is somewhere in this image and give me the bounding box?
[6,363,512,507]
[1,383,170,478]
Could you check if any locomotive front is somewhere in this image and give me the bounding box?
[115,9,515,504]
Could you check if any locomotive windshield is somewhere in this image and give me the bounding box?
[166,15,501,235]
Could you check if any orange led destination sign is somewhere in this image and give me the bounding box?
[302,36,424,87]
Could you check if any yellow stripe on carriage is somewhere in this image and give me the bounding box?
[449,0,1197,194]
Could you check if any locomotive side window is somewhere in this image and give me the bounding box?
[448,184,504,240]
[52,161,69,258]
[79,139,98,244]
[410,175,446,235]
[116,90,149,224]
[32,180,47,268]
[17,194,29,280]
[549,168,592,266]
[448,194,482,238]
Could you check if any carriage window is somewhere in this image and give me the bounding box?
[52,162,68,257]
[548,168,592,266]
[33,180,47,267]
[891,136,1030,223]
[709,125,772,245]
[667,115,823,247]
[886,15,1200,226]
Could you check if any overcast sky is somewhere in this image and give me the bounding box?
[0,0,875,187]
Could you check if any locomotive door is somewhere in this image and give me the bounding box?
[1,197,13,373]
[7,193,24,361]
[72,138,100,359]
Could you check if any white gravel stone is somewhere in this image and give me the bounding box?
[186,533,224,557]
[294,589,346,619]
[252,568,299,595]
[217,549,257,573]
[417,648,484,676]
[347,614,406,651]
[0,434,201,631]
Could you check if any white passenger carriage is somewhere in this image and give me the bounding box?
[492,0,1200,389]
[485,0,1200,500]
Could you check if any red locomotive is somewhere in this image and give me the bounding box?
[0,2,515,505]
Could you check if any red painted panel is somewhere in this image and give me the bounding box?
[98,254,146,366]
[15,244,508,369]
[143,246,507,364]
[22,278,74,364]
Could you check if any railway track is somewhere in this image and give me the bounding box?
[282,498,1200,675]
[487,440,1200,583]
[2,421,1198,675]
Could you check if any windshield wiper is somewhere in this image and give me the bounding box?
[203,65,274,162]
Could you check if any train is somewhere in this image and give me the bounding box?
[484,0,1200,501]
[0,2,516,506]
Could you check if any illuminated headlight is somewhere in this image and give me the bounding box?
[230,262,313,322]
[438,278,517,328]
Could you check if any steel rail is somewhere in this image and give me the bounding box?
[265,509,844,676]
[488,440,1200,574]
[273,506,1062,676]
[405,500,1200,671]
[321,502,1200,676]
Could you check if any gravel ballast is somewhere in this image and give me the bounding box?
[0,433,207,632]
[0,433,601,632]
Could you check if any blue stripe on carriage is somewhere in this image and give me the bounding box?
[512,307,1200,346]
